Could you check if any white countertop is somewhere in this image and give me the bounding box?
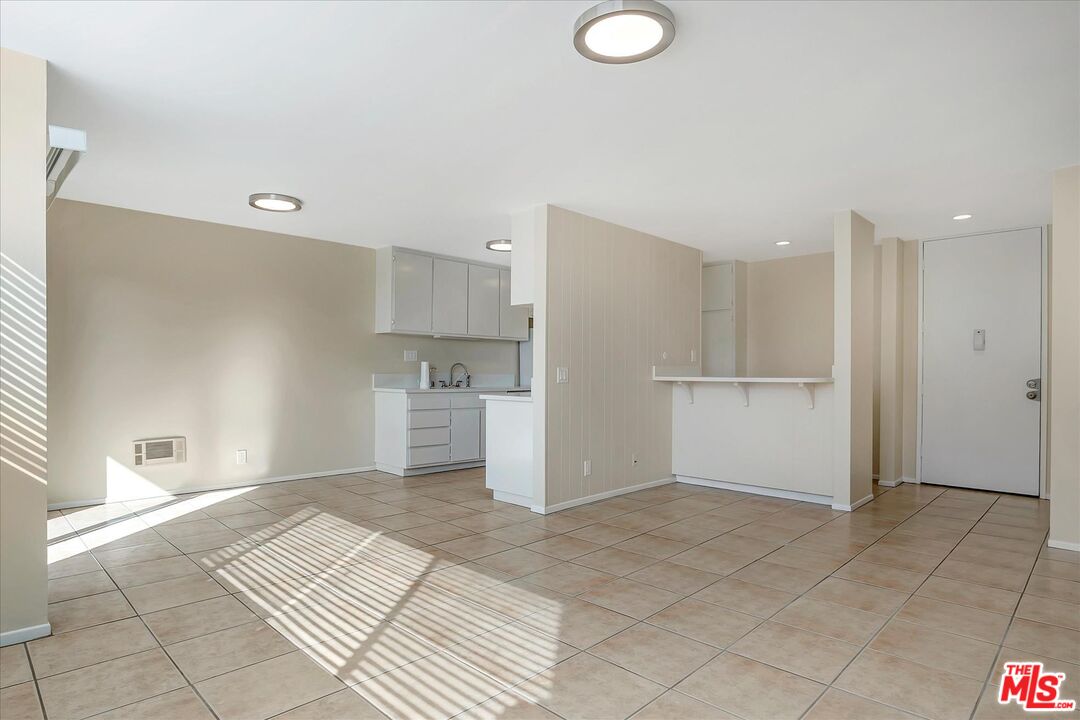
[480,392,532,403]
[653,376,834,384]
[373,385,530,394]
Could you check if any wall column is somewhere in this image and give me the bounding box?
[0,48,50,644]
[833,210,875,510]
[878,237,904,486]
[1049,166,1079,551]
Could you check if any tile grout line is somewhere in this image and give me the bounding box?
[966,522,1052,720]
[89,538,225,720]
[35,476,1059,720]
[803,488,1024,720]
[815,487,997,718]
[21,643,50,720]
[45,481,901,720]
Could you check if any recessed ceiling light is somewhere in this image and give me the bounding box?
[952,213,973,221]
[573,0,676,64]
[249,193,302,212]
[775,240,791,246]
[486,239,512,252]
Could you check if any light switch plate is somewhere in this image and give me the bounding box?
[235,449,247,465]
[557,367,569,384]
[583,460,591,477]
[404,350,418,362]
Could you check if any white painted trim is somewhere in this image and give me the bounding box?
[375,461,484,477]
[916,237,925,485]
[917,228,1046,495]
[877,478,903,488]
[1048,539,1080,553]
[0,623,50,647]
[493,490,535,509]
[534,476,675,515]
[48,466,377,511]
[832,493,874,512]
[901,475,918,485]
[872,474,880,481]
[1039,225,1050,500]
[676,475,832,506]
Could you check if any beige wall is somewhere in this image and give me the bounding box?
[47,200,518,506]
[746,247,903,480]
[1049,166,1079,549]
[900,239,919,479]
[543,206,701,507]
[0,48,50,640]
[745,252,834,377]
[832,211,876,507]
[878,238,904,486]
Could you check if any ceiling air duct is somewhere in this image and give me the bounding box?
[46,125,86,209]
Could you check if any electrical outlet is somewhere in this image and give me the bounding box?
[583,460,591,477]
[632,453,639,466]
[235,449,247,465]
[557,367,569,384]
[404,350,417,362]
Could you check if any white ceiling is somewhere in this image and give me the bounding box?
[2,1,1077,262]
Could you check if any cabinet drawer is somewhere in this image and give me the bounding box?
[408,409,451,428]
[408,445,450,466]
[408,427,450,448]
[450,393,484,409]
[408,394,451,410]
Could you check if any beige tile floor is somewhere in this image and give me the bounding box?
[2,470,1077,720]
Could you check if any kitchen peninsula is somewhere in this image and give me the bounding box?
[653,369,837,504]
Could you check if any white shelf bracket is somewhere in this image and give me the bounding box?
[797,382,816,409]
[676,381,694,404]
[731,381,750,407]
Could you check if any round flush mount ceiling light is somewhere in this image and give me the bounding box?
[573,0,676,64]
[248,193,302,212]
[775,240,791,246]
[486,239,512,252]
[952,213,973,221]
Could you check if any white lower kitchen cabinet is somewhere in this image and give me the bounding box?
[374,389,489,475]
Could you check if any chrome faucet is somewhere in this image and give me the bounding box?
[450,362,470,388]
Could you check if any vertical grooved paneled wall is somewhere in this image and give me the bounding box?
[543,206,701,506]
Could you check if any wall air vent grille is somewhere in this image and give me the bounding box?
[133,437,186,466]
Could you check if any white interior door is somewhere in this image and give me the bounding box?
[921,228,1042,495]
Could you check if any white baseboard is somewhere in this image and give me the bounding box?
[676,475,832,506]
[493,490,534,509]
[901,475,918,484]
[872,474,880,480]
[0,623,50,647]
[877,477,903,488]
[375,461,484,477]
[833,493,875,512]
[1047,539,1080,553]
[534,476,675,515]
[48,466,377,511]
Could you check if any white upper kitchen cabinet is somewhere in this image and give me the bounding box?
[701,260,747,375]
[376,246,522,340]
[375,247,433,333]
[702,262,733,311]
[499,268,529,339]
[468,264,500,337]
[432,258,469,335]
